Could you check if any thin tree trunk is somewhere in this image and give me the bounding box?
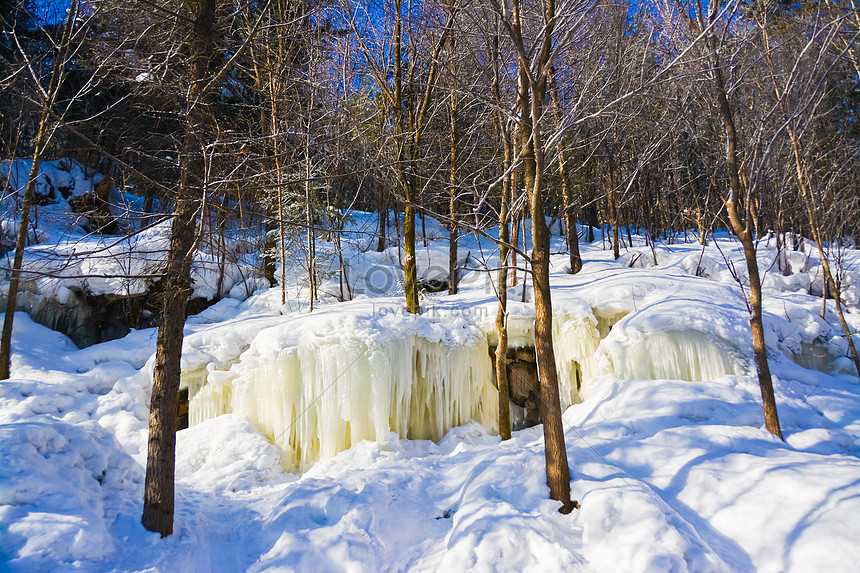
[607,149,621,260]
[510,185,520,287]
[404,200,420,313]
[549,72,581,274]
[0,0,78,380]
[520,215,529,303]
[305,96,316,311]
[272,113,286,306]
[448,10,459,295]
[392,0,420,314]
[705,6,782,438]
[492,19,511,440]
[496,165,512,441]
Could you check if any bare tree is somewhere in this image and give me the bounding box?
[0,0,85,379]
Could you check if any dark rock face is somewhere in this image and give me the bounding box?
[490,345,543,430]
[418,278,448,293]
[1,285,217,348]
[68,176,117,234]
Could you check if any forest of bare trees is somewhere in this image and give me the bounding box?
[2,0,858,535]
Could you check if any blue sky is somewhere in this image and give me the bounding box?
[31,0,71,25]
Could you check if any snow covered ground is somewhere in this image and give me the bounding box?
[2,191,860,571]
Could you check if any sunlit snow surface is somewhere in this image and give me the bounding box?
[2,213,860,572]
[0,159,267,304]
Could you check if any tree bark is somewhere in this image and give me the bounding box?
[142,0,216,536]
[510,0,575,512]
[496,183,512,440]
[492,20,511,439]
[549,73,581,274]
[393,0,420,314]
[703,2,782,438]
[448,4,460,295]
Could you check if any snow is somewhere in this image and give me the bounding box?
[1,202,860,571]
[0,159,265,309]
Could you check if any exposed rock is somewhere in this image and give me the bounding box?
[68,175,117,234]
[489,345,542,430]
[0,284,217,348]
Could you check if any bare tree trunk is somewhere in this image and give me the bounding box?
[142,0,216,536]
[377,183,388,252]
[528,93,575,513]
[703,2,782,438]
[511,0,575,512]
[510,183,520,287]
[392,0,420,314]
[550,73,581,274]
[492,20,511,440]
[403,199,420,313]
[448,1,460,295]
[607,148,621,260]
[520,215,529,303]
[305,97,316,311]
[0,1,78,380]
[496,170,512,440]
[396,0,455,314]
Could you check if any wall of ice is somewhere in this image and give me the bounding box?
[183,302,749,471]
[599,330,746,388]
[184,334,497,471]
[482,306,747,403]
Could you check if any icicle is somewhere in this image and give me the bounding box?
[186,335,497,471]
[552,314,602,408]
[601,330,746,386]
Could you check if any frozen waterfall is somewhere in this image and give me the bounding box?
[184,334,498,471]
[181,306,749,470]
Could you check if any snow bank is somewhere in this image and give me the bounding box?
[0,419,143,572]
[176,414,288,490]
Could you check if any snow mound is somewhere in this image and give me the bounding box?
[176,414,288,490]
[0,419,143,572]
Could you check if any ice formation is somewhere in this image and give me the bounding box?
[183,302,755,470]
[184,335,498,471]
[480,310,605,409]
[600,329,747,387]
[552,313,603,407]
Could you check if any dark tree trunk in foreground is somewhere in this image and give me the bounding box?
[142,0,216,536]
[701,1,782,439]
[528,118,576,513]
[505,0,576,512]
